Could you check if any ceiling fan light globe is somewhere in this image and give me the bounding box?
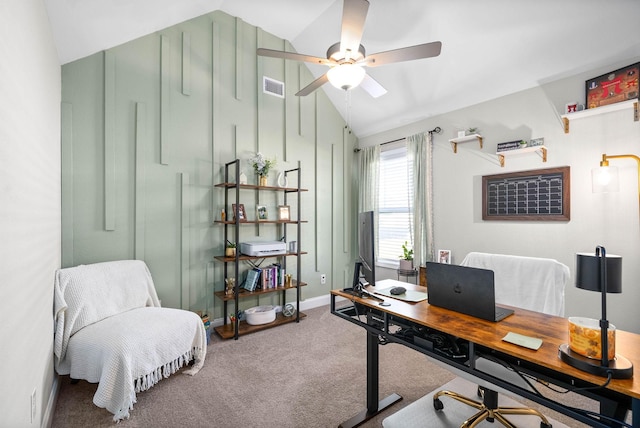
[327,64,366,91]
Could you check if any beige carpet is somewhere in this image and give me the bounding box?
[51,304,602,427]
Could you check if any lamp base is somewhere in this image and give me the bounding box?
[559,344,633,379]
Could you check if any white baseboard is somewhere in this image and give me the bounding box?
[43,375,60,428]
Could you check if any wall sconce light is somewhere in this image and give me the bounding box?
[559,246,633,379]
[592,153,640,211]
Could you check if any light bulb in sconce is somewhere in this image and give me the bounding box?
[591,165,620,193]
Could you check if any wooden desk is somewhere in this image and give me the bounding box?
[330,283,640,428]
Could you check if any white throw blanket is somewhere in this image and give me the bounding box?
[460,252,569,316]
[54,260,206,421]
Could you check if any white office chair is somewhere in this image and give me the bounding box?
[433,252,570,428]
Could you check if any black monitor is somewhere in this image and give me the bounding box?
[356,211,376,287]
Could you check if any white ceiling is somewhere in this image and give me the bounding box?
[43,0,640,138]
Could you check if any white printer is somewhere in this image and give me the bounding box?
[240,241,287,257]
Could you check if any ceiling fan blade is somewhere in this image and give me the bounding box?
[296,73,330,96]
[363,41,442,67]
[340,0,369,56]
[257,48,333,66]
[359,73,387,98]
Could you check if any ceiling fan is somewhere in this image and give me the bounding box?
[257,0,442,98]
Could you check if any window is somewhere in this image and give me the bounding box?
[377,143,413,267]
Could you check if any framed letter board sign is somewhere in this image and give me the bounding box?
[482,166,570,221]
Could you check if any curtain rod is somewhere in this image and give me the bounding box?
[354,126,442,152]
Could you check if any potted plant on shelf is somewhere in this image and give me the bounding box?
[399,241,414,271]
[249,152,276,187]
[225,241,236,257]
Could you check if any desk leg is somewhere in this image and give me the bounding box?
[633,398,639,428]
[339,329,402,428]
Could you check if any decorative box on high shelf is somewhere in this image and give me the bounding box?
[213,159,308,340]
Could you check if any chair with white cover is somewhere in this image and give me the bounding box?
[53,260,207,421]
[432,252,570,428]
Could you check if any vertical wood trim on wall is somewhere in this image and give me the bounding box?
[180,172,191,310]
[134,102,147,260]
[282,40,288,162]
[298,64,303,137]
[314,93,319,270]
[343,126,349,253]
[232,125,238,160]
[182,32,191,96]
[104,51,116,231]
[61,103,74,267]
[235,17,243,101]
[256,29,263,152]
[160,35,171,165]
[212,22,220,157]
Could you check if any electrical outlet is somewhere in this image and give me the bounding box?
[31,388,36,423]
[320,274,326,284]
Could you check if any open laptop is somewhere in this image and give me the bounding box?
[426,262,514,322]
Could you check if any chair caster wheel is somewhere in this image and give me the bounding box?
[433,398,444,411]
[541,423,552,428]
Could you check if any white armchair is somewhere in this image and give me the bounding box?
[53,260,207,421]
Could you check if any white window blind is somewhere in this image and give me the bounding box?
[378,144,413,266]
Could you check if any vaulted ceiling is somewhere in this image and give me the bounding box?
[43,0,640,137]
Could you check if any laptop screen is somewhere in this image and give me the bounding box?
[426,262,513,322]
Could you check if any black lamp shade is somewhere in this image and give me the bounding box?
[575,252,622,293]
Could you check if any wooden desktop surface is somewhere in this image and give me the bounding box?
[332,281,640,401]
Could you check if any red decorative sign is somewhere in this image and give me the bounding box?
[585,62,639,109]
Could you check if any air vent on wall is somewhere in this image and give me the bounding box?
[263,76,285,98]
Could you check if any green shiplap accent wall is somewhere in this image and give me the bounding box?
[61,10,354,318]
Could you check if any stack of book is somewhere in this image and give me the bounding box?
[243,263,285,292]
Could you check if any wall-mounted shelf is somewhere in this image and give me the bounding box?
[448,134,483,153]
[496,146,547,167]
[560,99,639,133]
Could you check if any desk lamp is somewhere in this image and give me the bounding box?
[559,246,633,378]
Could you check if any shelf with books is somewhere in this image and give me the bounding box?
[213,280,307,302]
[214,158,306,340]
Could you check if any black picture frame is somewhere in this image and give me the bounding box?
[585,62,640,109]
[482,166,570,221]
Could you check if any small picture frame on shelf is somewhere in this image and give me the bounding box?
[438,249,451,264]
[256,205,268,221]
[232,203,247,222]
[277,205,290,221]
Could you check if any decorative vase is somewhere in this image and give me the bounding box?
[259,175,268,186]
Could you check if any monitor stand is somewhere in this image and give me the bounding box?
[346,262,390,306]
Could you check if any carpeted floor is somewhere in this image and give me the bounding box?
[51,304,603,427]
